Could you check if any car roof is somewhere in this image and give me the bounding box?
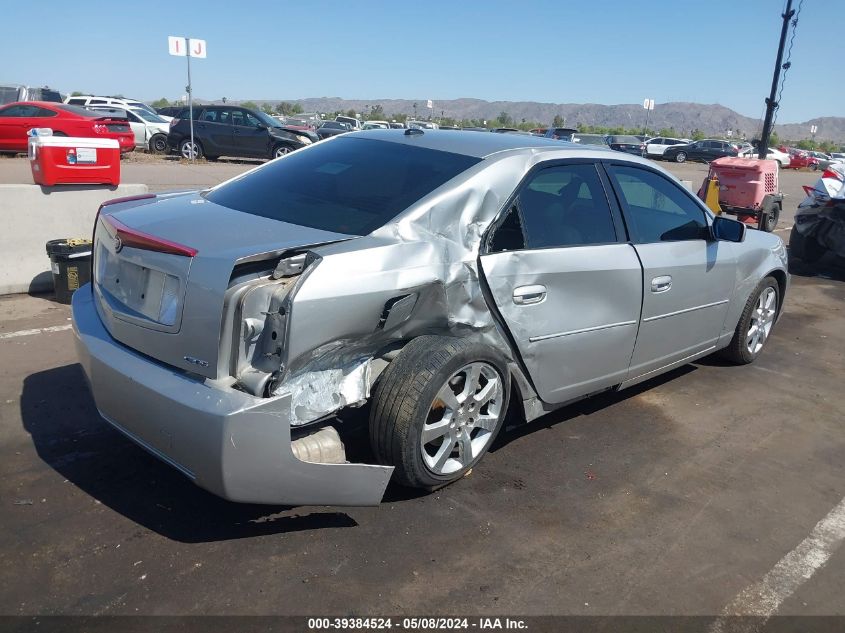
[350,129,587,158]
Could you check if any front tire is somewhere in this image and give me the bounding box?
[718,277,779,365]
[675,151,687,163]
[369,336,510,490]
[272,144,293,159]
[149,133,167,154]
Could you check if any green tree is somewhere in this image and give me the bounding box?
[150,97,171,109]
[291,103,303,114]
[369,104,385,120]
[552,114,565,128]
[345,109,356,118]
[70,91,84,97]
[691,129,706,141]
[260,102,275,115]
[658,127,679,138]
[241,101,259,111]
[497,111,513,127]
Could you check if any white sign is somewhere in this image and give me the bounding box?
[643,98,655,111]
[168,36,207,58]
[76,148,97,164]
[426,99,433,109]
[810,125,818,134]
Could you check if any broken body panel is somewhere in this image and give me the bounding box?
[72,131,788,505]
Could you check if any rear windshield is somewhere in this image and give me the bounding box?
[204,137,480,235]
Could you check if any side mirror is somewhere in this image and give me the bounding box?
[256,122,267,130]
[711,215,746,243]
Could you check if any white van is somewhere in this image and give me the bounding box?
[0,84,63,105]
[64,95,169,120]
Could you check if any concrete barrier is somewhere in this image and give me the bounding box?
[0,184,148,296]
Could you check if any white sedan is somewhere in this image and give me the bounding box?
[643,137,691,159]
[739,146,791,168]
[87,106,170,153]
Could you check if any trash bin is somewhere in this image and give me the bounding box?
[46,239,92,304]
[29,129,121,186]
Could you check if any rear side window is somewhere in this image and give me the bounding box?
[204,137,480,236]
[608,165,707,243]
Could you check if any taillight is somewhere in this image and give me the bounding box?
[101,214,198,257]
[91,194,159,287]
[170,118,180,129]
[822,168,844,182]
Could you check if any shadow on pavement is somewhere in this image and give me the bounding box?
[20,363,358,543]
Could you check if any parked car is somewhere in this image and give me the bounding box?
[156,106,185,118]
[389,122,405,129]
[809,151,836,169]
[529,128,547,136]
[663,139,738,163]
[544,127,577,141]
[407,120,439,129]
[87,106,170,153]
[643,137,691,159]
[606,135,645,155]
[167,105,311,160]
[830,152,845,162]
[738,146,790,168]
[316,120,352,139]
[572,133,610,148]
[72,130,787,506]
[362,121,390,130]
[0,84,62,105]
[782,149,820,170]
[0,101,134,154]
[65,95,166,120]
[335,115,362,130]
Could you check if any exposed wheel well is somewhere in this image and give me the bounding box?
[767,269,788,317]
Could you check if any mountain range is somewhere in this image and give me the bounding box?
[245,97,844,143]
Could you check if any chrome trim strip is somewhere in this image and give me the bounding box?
[529,320,638,343]
[642,299,729,323]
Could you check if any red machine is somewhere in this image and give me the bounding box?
[697,157,783,232]
[29,134,121,186]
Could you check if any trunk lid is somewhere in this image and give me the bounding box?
[93,192,354,379]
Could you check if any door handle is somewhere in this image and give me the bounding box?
[651,275,672,293]
[513,285,547,305]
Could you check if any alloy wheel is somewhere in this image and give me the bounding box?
[421,362,503,476]
[746,287,777,355]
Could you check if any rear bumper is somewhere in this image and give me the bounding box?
[71,286,393,506]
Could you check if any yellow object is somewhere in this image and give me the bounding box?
[703,174,722,214]
[66,238,92,247]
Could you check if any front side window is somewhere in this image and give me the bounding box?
[609,165,707,243]
[489,163,617,252]
[34,107,58,118]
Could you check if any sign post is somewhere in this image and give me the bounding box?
[642,98,655,136]
[168,36,207,161]
[810,124,817,142]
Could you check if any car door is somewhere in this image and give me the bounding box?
[0,104,52,150]
[604,163,737,383]
[196,108,235,156]
[232,110,269,157]
[479,161,643,404]
[0,104,28,149]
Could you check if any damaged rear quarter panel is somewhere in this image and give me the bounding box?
[278,152,552,425]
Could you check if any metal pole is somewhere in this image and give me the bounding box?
[187,36,194,162]
[644,107,651,136]
[759,0,794,159]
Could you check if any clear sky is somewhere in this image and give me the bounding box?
[3,0,841,122]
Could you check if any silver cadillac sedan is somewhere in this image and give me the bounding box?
[72,130,788,506]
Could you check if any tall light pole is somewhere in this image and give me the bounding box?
[759,0,795,159]
[642,98,655,135]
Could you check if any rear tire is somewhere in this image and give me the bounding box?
[675,151,687,163]
[719,277,779,365]
[369,336,510,490]
[179,139,202,159]
[272,144,293,159]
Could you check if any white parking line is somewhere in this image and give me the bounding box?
[0,324,72,340]
[709,495,845,632]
